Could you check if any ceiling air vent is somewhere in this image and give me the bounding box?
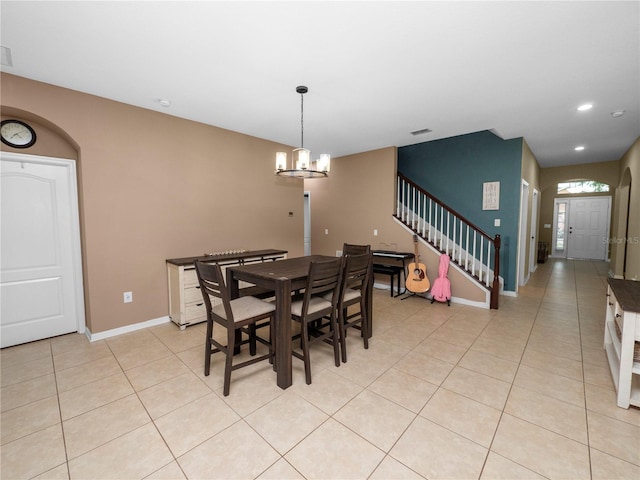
[410,128,432,136]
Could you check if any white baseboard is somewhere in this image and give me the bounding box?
[373,281,389,290]
[85,315,171,342]
[449,295,489,309]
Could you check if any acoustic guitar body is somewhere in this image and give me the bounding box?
[406,235,430,293]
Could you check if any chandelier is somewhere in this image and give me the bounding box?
[275,86,330,178]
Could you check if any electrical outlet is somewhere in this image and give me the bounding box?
[324,228,329,235]
[373,229,378,236]
[123,291,133,303]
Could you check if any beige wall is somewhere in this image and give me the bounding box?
[305,147,486,304]
[612,137,640,279]
[1,73,304,334]
[537,160,620,249]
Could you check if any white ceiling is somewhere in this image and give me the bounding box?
[1,1,639,168]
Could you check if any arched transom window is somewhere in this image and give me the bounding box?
[557,180,609,194]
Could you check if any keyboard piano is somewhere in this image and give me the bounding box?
[371,250,414,296]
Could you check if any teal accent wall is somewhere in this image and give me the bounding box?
[398,130,522,291]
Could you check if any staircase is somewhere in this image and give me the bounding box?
[395,173,501,309]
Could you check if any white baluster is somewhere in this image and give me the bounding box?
[485,243,491,287]
[479,236,484,282]
[428,198,432,241]
[452,216,456,258]
[465,225,469,270]
[396,177,400,217]
[401,179,405,221]
[472,231,477,275]
[439,204,444,250]
[422,194,427,237]
[412,185,416,228]
[446,212,450,254]
[459,219,463,263]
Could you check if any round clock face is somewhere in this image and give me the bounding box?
[1,120,36,148]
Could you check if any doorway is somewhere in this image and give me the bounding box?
[552,196,611,260]
[518,180,530,286]
[529,189,539,274]
[1,153,85,347]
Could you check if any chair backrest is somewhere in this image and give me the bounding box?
[301,258,343,317]
[342,253,371,298]
[342,243,371,255]
[194,261,233,321]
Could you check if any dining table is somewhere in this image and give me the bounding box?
[226,254,339,389]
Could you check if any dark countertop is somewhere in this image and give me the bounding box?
[167,249,287,267]
[608,278,640,313]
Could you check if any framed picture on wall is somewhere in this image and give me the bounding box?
[482,181,500,210]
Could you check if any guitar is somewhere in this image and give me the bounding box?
[406,234,430,293]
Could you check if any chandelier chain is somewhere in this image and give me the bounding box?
[300,91,304,149]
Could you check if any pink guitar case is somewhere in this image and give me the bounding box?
[430,254,451,306]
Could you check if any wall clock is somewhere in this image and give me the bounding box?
[1,119,37,148]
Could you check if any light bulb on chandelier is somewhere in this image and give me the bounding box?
[275,86,330,178]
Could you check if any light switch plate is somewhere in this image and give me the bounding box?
[494,219,501,227]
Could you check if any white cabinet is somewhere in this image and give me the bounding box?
[167,250,287,329]
[603,279,640,409]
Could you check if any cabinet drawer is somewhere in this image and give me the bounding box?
[607,288,617,319]
[185,285,203,304]
[185,302,206,322]
[184,268,199,287]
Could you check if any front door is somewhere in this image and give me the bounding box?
[567,196,611,260]
[1,153,85,348]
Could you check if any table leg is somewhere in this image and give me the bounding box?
[366,262,373,339]
[275,278,292,389]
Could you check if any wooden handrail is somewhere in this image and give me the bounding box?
[396,172,501,309]
[398,173,495,242]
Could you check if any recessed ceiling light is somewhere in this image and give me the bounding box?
[577,103,593,112]
[158,99,171,107]
[611,110,625,118]
[574,146,585,151]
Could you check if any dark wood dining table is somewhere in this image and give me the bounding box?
[226,255,337,389]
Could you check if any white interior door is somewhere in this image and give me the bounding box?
[518,180,529,286]
[529,189,539,273]
[1,153,85,348]
[566,196,611,260]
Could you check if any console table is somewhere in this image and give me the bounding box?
[603,278,640,408]
[166,249,287,329]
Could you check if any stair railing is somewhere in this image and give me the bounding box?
[396,173,501,309]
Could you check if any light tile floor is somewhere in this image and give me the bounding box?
[2,259,639,479]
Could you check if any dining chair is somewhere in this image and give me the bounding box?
[195,261,275,396]
[291,257,343,385]
[328,252,372,362]
[342,243,371,255]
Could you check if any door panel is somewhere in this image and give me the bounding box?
[567,197,610,260]
[529,189,539,272]
[1,156,82,347]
